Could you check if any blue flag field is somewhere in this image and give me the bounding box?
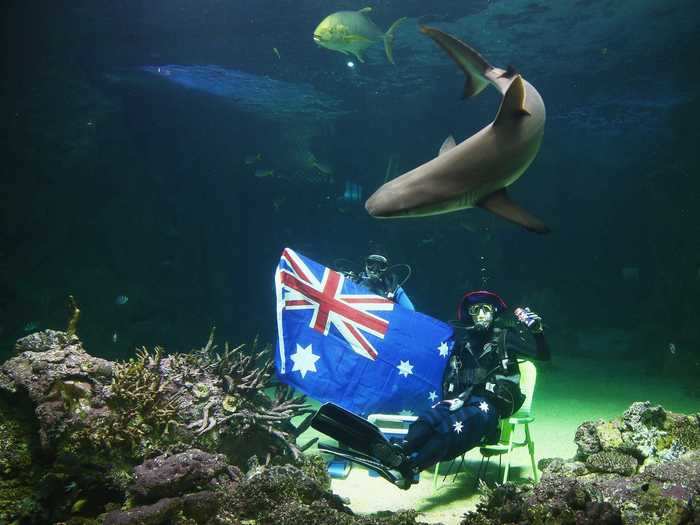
[274,248,455,415]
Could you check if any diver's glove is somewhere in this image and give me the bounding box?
[515,307,543,333]
[441,398,465,411]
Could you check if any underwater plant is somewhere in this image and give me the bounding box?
[78,346,184,457]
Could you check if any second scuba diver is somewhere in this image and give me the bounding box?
[311,290,550,489]
[351,253,415,311]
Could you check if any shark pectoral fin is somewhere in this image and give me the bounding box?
[478,188,550,234]
[438,135,457,155]
[494,75,531,126]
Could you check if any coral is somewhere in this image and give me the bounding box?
[538,457,588,478]
[575,420,603,460]
[586,450,639,476]
[595,420,625,450]
[218,462,428,525]
[76,346,184,458]
[659,440,688,463]
[658,412,700,451]
[298,453,332,492]
[175,330,316,464]
[460,402,700,525]
[621,401,666,432]
[0,398,35,524]
[0,330,429,525]
[461,475,624,525]
[66,295,81,337]
[129,449,240,504]
[104,449,240,524]
[191,383,210,399]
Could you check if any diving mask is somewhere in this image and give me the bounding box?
[365,254,389,279]
[470,303,495,331]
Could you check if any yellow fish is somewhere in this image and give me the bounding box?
[313,7,406,64]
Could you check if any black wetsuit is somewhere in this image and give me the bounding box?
[401,322,550,472]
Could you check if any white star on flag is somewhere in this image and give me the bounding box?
[453,421,464,433]
[397,360,414,377]
[428,391,438,402]
[438,341,450,357]
[290,344,320,378]
[479,401,490,413]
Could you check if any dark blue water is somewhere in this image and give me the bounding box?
[3,0,699,381]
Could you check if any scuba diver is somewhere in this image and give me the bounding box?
[348,254,415,311]
[311,290,550,489]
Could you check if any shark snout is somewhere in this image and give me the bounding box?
[365,192,390,217]
[364,194,381,217]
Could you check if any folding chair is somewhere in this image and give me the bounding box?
[476,360,539,484]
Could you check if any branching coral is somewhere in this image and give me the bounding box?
[176,329,314,461]
[78,347,184,457]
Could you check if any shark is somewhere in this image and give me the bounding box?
[365,26,549,233]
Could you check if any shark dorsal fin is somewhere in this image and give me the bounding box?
[438,135,457,156]
[493,75,530,126]
[358,7,372,14]
[478,188,550,233]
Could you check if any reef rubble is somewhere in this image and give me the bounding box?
[461,401,700,524]
[0,330,429,524]
[1,331,698,524]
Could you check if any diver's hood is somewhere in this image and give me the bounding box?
[456,290,508,324]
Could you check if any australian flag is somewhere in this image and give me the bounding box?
[274,248,455,415]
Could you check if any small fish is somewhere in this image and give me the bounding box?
[254,168,274,178]
[668,343,676,355]
[23,321,39,333]
[114,295,129,305]
[273,47,281,60]
[112,332,118,344]
[313,7,406,64]
[244,153,262,165]
[302,151,333,176]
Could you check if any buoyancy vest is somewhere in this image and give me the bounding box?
[443,327,526,418]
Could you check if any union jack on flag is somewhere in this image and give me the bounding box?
[274,248,455,415]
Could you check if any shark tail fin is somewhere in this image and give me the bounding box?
[420,25,492,98]
[478,188,550,234]
[383,17,407,64]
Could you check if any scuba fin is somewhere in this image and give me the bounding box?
[318,443,412,490]
[311,403,417,489]
[318,443,400,483]
[311,402,388,457]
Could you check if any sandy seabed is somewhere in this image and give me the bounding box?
[298,352,697,525]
